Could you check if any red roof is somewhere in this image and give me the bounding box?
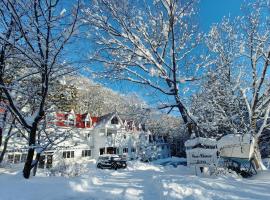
[55,113,67,127]
[91,116,99,124]
[53,112,99,128]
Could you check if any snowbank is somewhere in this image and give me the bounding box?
[0,159,270,200]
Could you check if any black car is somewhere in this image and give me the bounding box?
[96,154,127,170]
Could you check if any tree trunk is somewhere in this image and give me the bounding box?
[23,124,37,179]
[0,128,2,147]
[174,95,194,136]
[0,110,8,147]
[253,137,265,170]
[0,120,15,163]
[32,153,41,176]
[0,134,10,163]
[23,148,35,179]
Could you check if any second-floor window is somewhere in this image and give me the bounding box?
[111,116,118,124]
[107,130,116,136]
[62,151,74,159]
[107,131,113,136]
[68,118,75,126]
[67,114,75,126]
[123,148,128,153]
[85,120,91,127]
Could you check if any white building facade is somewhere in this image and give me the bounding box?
[1,111,171,168]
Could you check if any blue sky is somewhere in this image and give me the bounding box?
[101,0,244,102]
[199,0,243,31]
[65,0,245,110]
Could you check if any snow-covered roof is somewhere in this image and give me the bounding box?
[95,112,123,128]
[95,112,116,127]
[185,137,217,147]
[217,134,254,149]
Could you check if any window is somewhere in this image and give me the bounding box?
[123,148,128,153]
[46,155,53,168]
[164,136,168,142]
[14,154,21,163]
[99,148,105,155]
[111,156,121,161]
[82,150,91,157]
[107,130,113,136]
[68,119,75,126]
[111,117,118,124]
[7,154,14,163]
[123,135,126,139]
[16,133,22,138]
[63,151,74,159]
[85,121,91,127]
[131,148,136,153]
[107,130,116,137]
[67,114,75,126]
[21,154,27,162]
[100,129,105,134]
[149,135,152,143]
[98,156,109,161]
[38,155,46,168]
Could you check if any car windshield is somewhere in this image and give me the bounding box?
[111,156,121,161]
[99,156,109,160]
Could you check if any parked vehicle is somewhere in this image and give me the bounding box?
[96,154,127,170]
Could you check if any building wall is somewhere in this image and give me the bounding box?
[2,112,171,167]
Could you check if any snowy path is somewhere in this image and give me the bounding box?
[0,161,270,200]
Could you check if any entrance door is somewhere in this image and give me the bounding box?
[100,148,105,155]
[14,154,21,164]
[106,147,116,154]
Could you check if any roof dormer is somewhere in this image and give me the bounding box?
[111,116,119,125]
[67,110,76,126]
[84,113,92,128]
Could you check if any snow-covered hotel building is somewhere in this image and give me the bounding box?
[1,110,171,168]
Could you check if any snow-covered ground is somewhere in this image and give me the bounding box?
[0,158,270,200]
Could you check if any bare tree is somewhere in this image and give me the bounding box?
[0,104,17,164]
[205,0,270,167]
[83,0,210,135]
[0,0,80,178]
[237,1,270,141]
[208,1,270,140]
